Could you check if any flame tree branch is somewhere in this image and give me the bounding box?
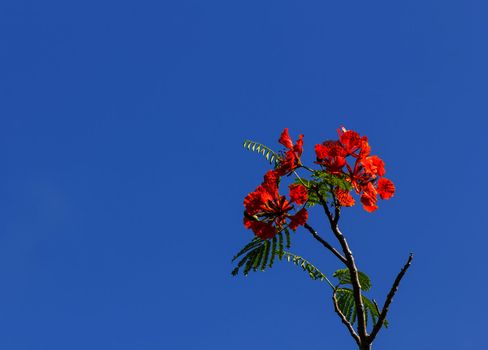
[316,189,369,345]
[303,223,347,265]
[333,291,361,346]
[368,253,414,343]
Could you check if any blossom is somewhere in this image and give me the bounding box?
[376,178,395,200]
[360,182,378,212]
[243,170,308,239]
[288,208,308,230]
[338,127,362,155]
[243,219,276,240]
[315,126,395,212]
[289,184,308,205]
[275,128,304,176]
[361,155,386,178]
[315,141,347,174]
[335,188,355,207]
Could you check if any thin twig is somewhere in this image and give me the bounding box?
[303,223,347,265]
[333,291,361,346]
[368,253,414,343]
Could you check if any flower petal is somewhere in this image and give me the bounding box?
[377,178,395,200]
[279,128,294,149]
[335,188,355,207]
[289,208,308,230]
[289,183,308,205]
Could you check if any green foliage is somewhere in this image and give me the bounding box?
[293,171,352,207]
[231,231,288,276]
[333,268,372,291]
[293,178,329,207]
[243,140,281,165]
[312,171,352,191]
[334,288,388,329]
[282,251,333,284]
[333,268,388,329]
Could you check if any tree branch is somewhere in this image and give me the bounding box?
[317,193,368,341]
[303,223,347,264]
[331,225,368,341]
[333,291,361,347]
[368,253,414,343]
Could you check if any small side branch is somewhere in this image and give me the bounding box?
[303,223,347,265]
[333,291,361,347]
[368,253,414,343]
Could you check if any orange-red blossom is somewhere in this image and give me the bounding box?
[243,170,308,240]
[315,127,395,212]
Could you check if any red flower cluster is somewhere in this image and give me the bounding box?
[243,129,309,240]
[244,170,308,239]
[275,128,304,176]
[315,127,395,212]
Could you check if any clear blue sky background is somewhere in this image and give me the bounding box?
[1,1,487,349]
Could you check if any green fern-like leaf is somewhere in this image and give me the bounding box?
[278,232,284,260]
[268,236,277,268]
[293,177,331,207]
[231,231,294,276]
[333,268,372,291]
[260,240,270,271]
[232,237,262,262]
[281,251,334,287]
[312,171,352,191]
[243,140,281,165]
[334,288,388,329]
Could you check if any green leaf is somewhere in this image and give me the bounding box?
[278,232,284,260]
[334,288,388,329]
[260,240,270,271]
[252,246,264,271]
[312,171,352,191]
[269,236,277,268]
[281,251,334,287]
[243,140,281,165]
[333,268,372,291]
[232,237,263,262]
[243,250,257,276]
[231,230,294,276]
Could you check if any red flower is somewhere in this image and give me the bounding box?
[243,170,308,238]
[338,127,363,155]
[360,182,378,212]
[361,155,386,178]
[288,208,308,230]
[315,141,347,174]
[276,128,304,176]
[377,178,395,200]
[359,138,371,158]
[335,188,355,207]
[243,220,276,240]
[289,184,308,205]
[279,128,294,149]
[314,126,395,212]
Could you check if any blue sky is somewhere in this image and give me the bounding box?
[1,1,487,349]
